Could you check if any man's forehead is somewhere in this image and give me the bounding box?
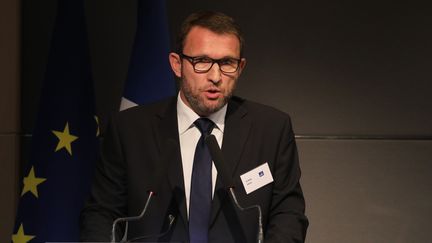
[183,26,241,57]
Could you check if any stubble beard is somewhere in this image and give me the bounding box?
[180,75,235,117]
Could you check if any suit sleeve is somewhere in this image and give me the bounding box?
[80,114,128,242]
[265,116,309,243]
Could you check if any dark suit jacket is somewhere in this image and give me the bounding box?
[80,96,308,243]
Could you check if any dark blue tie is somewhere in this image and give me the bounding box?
[189,118,215,243]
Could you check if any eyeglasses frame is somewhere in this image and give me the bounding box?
[179,53,242,74]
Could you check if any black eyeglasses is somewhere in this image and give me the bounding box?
[180,53,242,74]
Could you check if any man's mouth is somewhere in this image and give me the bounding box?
[204,88,221,99]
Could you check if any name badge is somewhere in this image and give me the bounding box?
[240,162,274,194]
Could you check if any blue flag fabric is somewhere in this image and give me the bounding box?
[120,0,176,110]
[12,0,98,242]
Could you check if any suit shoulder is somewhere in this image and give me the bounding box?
[105,97,176,133]
[232,96,292,121]
[115,96,176,120]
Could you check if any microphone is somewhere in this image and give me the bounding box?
[111,139,178,243]
[111,191,156,243]
[126,214,175,242]
[205,135,264,243]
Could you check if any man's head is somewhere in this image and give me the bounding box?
[175,11,245,56]
[169,11,246,117]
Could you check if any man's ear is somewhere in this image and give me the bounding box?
[169,52,182,78]
[238,58,246,76]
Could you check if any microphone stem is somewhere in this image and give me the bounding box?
[229,187,264,243]
[111,191,155,243]
[127,214,175,242]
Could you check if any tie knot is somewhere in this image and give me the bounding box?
[194,118,215,136]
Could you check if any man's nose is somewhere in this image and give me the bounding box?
[207,63,222,84]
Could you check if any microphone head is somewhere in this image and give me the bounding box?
[205,135,235,189]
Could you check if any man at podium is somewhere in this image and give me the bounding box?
[80,10,308,243]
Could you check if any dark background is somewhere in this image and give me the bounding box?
[14,0,432,242]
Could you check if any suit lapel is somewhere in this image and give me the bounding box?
[153,98,189,229]
[210,97,252,225]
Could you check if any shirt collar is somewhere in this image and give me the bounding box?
[177,92,227,135]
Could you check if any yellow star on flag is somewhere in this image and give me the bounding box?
[12,224,35,243]
[21,166,46,198]
[52,122,78,155]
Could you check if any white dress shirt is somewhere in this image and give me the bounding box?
[176,92,226,217]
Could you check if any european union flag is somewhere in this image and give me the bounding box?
[12,0,98,242]
[120,0,176,110]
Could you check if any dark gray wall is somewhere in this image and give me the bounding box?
[12,0,432,242]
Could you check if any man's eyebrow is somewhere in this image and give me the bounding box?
[193,55,211,59]
[192,55,239,60]
[221,55,241,59]
[211,55,240,60]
